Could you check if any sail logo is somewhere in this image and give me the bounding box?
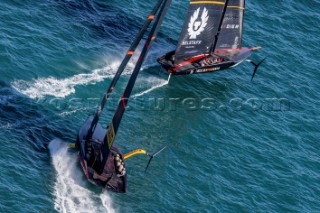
[188,7,209,39]
[222,24,240,29]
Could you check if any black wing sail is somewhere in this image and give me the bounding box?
[174,0,227,64]
[215,0,245,50]
[85,0,165,141]
[95,0,172,175]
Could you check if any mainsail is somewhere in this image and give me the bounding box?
[94,0,172,175]
[216,0,245,50]
[157,0,263,76]
[85,0,165,142]
[76,0,172,192]
[174,0,228,63]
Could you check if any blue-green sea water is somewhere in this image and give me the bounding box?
[0,0,319,212]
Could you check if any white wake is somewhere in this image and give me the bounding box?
[48,139,116,213]
[12,62,121,99]
[132,80,168,98]
[132,75,170,98]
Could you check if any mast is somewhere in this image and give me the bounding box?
[86,0,165,141]
[209,0,230,53]
[96,0,172,175]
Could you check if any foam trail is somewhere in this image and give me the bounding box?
[132,75,170,98]
[48,139,116,213]
[11,62,122,99]
[132,81,168,98]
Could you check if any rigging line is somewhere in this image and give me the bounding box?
[85,0,165,141]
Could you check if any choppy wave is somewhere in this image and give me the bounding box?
[48,139,115,213]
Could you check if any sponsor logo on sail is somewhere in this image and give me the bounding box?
[222,24,240,29]
[182,40,202,46]
[188,7,209,39]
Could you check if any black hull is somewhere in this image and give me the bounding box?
[157,49,251,75]
[76,117,127,193]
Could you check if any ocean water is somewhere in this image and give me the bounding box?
[0,0,319,212]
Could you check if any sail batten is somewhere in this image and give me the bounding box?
[227,6,244,9]
[190,1,225,5]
